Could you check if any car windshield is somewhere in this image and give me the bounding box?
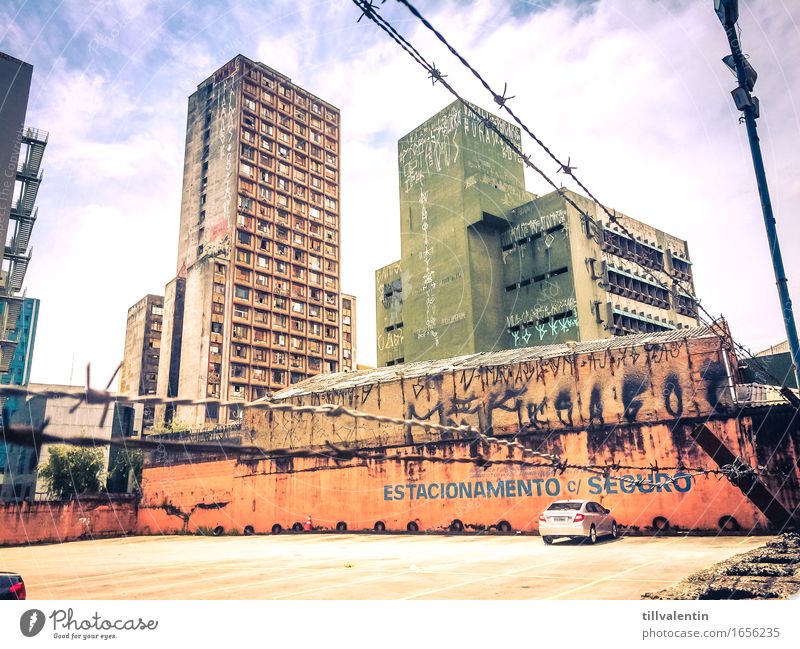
[547,502,582,511]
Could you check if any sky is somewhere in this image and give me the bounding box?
[0,0,799,390]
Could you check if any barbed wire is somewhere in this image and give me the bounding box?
[351,0,798,399]
[1,378,796,490]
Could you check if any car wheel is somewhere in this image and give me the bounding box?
[543,535,554,545]
[610,521,618,539]
[587,525,597,545]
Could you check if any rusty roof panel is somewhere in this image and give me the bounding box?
[272,325,720,400]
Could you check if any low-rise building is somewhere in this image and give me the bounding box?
[0,385,142,501]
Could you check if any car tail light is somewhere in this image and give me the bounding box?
[10,581,26,600]
[573,513,585,522]
[538,514,546,522]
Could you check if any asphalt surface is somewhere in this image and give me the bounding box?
[0,533,770,600]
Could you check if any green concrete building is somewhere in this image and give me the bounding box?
[376,101,700,366]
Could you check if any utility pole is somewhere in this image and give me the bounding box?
[714,0,800,387]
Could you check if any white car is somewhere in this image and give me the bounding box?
[538,499,618,544]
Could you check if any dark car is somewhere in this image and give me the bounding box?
[0,573,26,600]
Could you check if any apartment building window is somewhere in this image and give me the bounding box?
[273,333,286,347]
[273,351,286,364]
[291,301,305,314]
[272,370,285,384]
[235,286,250,300]
[239,196,254,213]
[231,364,247,379]
[211,322,223,335]
[233,324,249,340]
[233,344,247,359]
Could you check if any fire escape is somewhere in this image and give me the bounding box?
[0,127,47,373]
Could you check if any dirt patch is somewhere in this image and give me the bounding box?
[642,533,800,600]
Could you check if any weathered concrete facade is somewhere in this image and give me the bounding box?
[376,101,699,366]
[119,294,163,428]
[138,326,800,535]
[157,55,343,428]
[340,293,356,371]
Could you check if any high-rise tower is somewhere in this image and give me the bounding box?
[157,55,342,427]
[376,101,699,366]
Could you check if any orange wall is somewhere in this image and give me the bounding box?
[0,498,138,546]
[138,418,770,535]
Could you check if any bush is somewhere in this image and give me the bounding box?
[38,445,105,499]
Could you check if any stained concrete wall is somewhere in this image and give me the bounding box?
[0,497,138,546]
[248,327,738,452]
[138,327,798,535]
[137,416,768,535]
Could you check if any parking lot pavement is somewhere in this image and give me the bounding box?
[0,533,770,600]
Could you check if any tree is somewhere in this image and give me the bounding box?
[106,448,143,493]
[38,445,105,500]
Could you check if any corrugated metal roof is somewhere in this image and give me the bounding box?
[755,341,790,356]
[272,325,719,400]
[735,383,799,407]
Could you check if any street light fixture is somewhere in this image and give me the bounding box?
[713,0,800,388]
[714,0,739,27]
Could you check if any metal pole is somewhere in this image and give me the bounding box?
[724,24,800,388]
